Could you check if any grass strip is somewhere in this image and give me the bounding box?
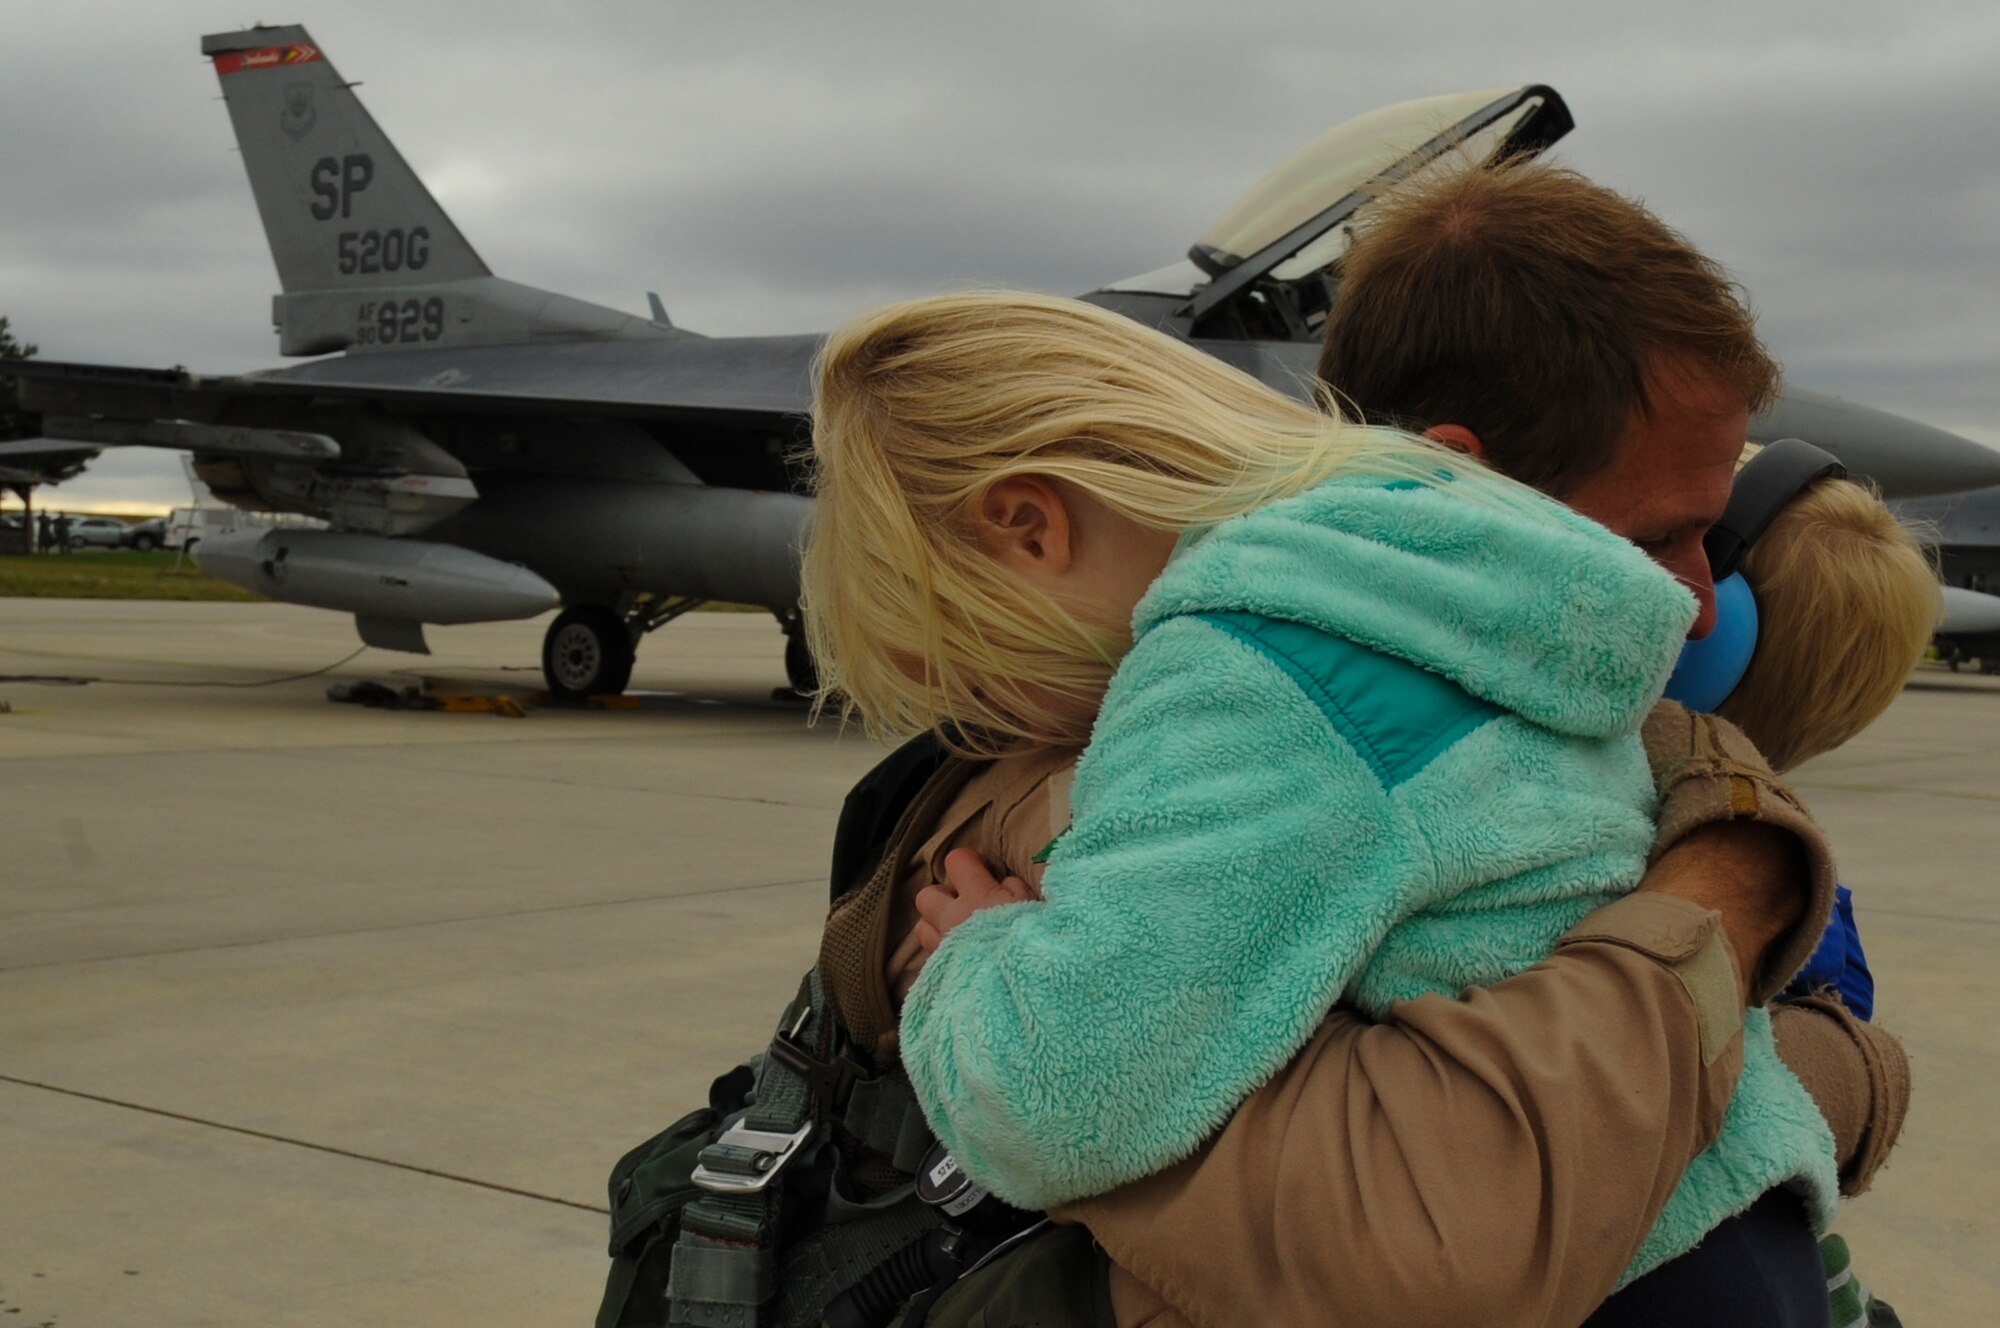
[0,551,263,601]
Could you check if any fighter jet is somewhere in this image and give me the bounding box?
[11,24,1999,698]
[1890,487,2000,670]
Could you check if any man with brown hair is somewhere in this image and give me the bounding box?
[1321,161,1778,640]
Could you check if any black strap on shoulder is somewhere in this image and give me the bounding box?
[666,975,839,1327]
[664,971,940,1327]
[829,732,954,904]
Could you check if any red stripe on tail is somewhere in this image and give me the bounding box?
[213,44,322,77]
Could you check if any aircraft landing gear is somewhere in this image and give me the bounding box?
[539,599,817,703]
[778,610,819,697]
[542,605,636,701]
[541,595,714,701]
[785,633,819,696]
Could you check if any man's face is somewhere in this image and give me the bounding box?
[1559,359,1749,639]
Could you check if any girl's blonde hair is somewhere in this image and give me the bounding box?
[802,290,1496,752]
[1716,475,1942,771]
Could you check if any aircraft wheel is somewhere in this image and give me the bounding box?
[784,632,819,696]
[543,605,636,700]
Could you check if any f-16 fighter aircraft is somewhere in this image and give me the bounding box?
[1889,487,2000,670]
[10,24,1998,698]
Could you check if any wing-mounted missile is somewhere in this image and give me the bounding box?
[1933,585,2000,670]
[1940,585,2000,638]
[246,412,478,536]
[194,528,560,655]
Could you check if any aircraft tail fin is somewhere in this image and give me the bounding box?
[203,25,489,293]
[202,26,670,356]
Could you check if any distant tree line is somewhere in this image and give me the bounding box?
[0,315,37,442]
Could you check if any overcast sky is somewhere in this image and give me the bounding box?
[4,0,1996,511]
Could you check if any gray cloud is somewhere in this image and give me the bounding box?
[6,0,1997,511]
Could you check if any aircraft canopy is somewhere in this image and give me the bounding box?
[1193,86,1561,281]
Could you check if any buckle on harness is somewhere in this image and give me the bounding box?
[690,1121,816,1195]
[769,1017,868,1109]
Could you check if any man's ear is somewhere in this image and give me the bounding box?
[1422,423,1489,461]
[974,476,1074,575]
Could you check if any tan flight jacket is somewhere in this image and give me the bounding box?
[822,744,1907,1328]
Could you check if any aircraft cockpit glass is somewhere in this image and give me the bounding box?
[1177,85,1571,342]
[1193,87,1540,275]
[1267,96,1551,283]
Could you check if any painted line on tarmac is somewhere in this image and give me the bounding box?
[0,1073,609,1215]
[0,873,825,974]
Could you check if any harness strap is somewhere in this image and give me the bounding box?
[666,1241,776,1314]
[841,1074,935,1175]
[667,973,837,1328]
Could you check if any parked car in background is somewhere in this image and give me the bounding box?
[66,516,133,550]
[167,507,241,553]
[125,517,170,552]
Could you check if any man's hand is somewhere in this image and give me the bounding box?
[1638,818,1807,1002]
[913,848,1036,956]
[1639,699,1836,1005]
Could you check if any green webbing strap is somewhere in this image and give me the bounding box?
[890,1102,934,1176]
[669,1242,776,1310]
[667,974,835,1328]
[841,1074,934,1175]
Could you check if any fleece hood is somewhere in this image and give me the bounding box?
[1135,472,1698,739]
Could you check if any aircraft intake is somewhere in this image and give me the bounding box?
[194,529,560,624]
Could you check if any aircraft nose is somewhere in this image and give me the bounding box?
[1757,389,2000,499]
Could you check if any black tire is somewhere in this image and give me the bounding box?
[784,632,819,695]
[542,605,636,700]
[131,533,160,552]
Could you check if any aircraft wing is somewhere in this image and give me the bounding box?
[0,437,101,485]
[261,335,821,422]
[7,336,821,431]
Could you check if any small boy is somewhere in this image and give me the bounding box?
[1695,450,1943,1015]
[1698,452,1936,1328]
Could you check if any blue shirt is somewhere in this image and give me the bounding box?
[1782,885,1873,1020]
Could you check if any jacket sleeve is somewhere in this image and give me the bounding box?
[900,615,1418,1210]
[1061,892,1752,1328]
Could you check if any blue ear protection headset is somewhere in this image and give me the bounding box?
[1662,437,1847,712]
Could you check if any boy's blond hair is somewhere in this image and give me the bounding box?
[1716,475,1942,771]
[803,290,1502,752]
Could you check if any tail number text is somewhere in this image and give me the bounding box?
[356,298,446,346]
[338,228,431,275]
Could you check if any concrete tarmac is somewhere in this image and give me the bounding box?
[2,599,1994,1325]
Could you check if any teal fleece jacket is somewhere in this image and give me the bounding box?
[901,472,1838,1285]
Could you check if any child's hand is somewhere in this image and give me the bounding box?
[913,848,1035,956]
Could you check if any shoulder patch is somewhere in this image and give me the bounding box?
[1191,610,1503,789]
